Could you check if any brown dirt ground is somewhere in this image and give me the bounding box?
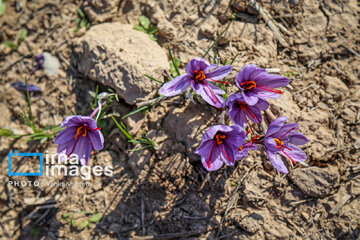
[0,0,360,239]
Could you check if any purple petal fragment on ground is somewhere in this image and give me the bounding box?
[11,81,42,92]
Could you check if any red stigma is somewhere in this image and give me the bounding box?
[241,80,282,94]
[207,133,233,168]
[274,138,296,164]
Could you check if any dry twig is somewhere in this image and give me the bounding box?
[248,0,289,47]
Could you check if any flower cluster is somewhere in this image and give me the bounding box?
[160,58,310,173]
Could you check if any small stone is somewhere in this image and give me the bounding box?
[289,167,339,197]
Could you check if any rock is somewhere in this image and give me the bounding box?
[162,102,215,160]
[82,0,121,22]
[75,23,168,105]
[42,52,60,76]
[239,213,264,234]
[289,167,339,197]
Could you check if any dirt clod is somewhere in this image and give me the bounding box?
[289,167,340,197]
[75,23,168,105]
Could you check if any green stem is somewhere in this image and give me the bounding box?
[25,77,35,130]
[202,18,235,58]
[110,115,133,140]
[168,45,180,76]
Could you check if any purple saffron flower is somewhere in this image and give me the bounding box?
[195,125,246,171]
[263,117,310,174]
[11,81,42,92]
[226,93,269,128]
[236,64,290,106]
[160,58,233,108]
[54,115,104,165]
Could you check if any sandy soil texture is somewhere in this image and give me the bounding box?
[0,0,359,239]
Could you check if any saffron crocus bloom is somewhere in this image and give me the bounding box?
[54,116,104,165]
[236,64,290,106]
[263,117,310,174]
[160,58,233,108]
[226,93,269,128]
[195,125,246,171]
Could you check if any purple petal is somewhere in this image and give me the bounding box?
[290,132,310,145]
[255,88,281,100]
[245,105,262,124]
[193,82,225,108]
[255,98,269,111]
[272,123,299,140]
[204,64,218,73]
[54,126,77,144]
[159,74,192,96]
[73,137,92,165]
[61,116,84,128]
[200,125,233,143]
[57,138,76,156]
[205,65,233,80]
[202,157,223,171]
[185,58,210,74]
[208,82,226,95]
[226,125,246,148]
[218,144,236,166]
[265,117,288,137]
[11,81,42,92]
[264,138,279,152]
[243,91,259,106]
[228,104,247,128]
[88,130,104,151]
[279,143,307,162]
[196,141,223,171]
[235,64,266,88]
[255,72,290,88]
[266,150,288,174]
[226,93,244,105]
[236,144,258,161]
[82,117,100,130]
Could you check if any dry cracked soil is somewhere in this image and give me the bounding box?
[0,0,360,239]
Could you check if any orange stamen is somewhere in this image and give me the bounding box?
[75,126,84,139]
[215,134,226,145]
[274,138,296,164]
[241,81,257,90]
